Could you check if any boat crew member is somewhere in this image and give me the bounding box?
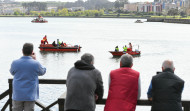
[123,45,127,52]
[63,43,67,47]
[129,42,132,49]
[128,42,132,51]
[115,46,119,52]
[41,35,48,44]
[52,41,56,47]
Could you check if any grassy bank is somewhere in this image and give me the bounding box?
[150,15,190,19]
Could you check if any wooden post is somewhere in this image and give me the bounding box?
[58,92,66,111]
[8,79,13,111]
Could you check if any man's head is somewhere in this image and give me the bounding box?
[162,60,175,71]
[120,54,133,68]
[81,53,94,65]
[22,43,33,56]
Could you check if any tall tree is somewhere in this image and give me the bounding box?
[114,0,128,9]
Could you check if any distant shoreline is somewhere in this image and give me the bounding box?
[147,18,190,24]
[0,15,149,19]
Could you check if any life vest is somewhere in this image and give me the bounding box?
[115,48,119,52]
[43,36,47,41]
[123,47,127,51]
[104,67,139,111]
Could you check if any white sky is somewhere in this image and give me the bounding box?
[14,0,154,3]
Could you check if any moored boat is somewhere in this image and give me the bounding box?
[135,20,143,23]
[109,51,141,57]
[39,44,81,52]
[31,15,48,23]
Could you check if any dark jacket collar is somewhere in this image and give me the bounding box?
[74,60,95,70]
[163,68,174,73]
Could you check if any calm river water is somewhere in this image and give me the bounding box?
[0,17,190,111]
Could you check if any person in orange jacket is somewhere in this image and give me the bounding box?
[41,35,48,44]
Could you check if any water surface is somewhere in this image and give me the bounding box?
[0,17,190,110]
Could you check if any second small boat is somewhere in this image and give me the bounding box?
[109,51,141,57]
[31,15,48,23]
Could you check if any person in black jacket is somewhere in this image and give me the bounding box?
[147,60,184,111]
[64,53,104,111]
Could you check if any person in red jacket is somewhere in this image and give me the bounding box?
[41,35,48,44]
[104,54,141,111]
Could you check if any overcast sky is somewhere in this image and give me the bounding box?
[15,0,153,3]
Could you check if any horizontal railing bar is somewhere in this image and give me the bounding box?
[0,89,9,100]
[59,91,190,109]
[97,99,188,106]
[8,79,66,84]
[1,99,10,111]
[39,79,66,84]
[46,100,58,109]
[4,79,190,111]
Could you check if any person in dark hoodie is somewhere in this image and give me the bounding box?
[64,53,104,111]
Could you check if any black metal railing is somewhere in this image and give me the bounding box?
[58,93,190,111]
[1,79,190,111]
[0,79,66,111]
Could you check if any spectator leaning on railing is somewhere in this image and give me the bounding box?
[104,54,141,111]
[64,53,104,111]
[147,60,184,111]
[10,43,46,111]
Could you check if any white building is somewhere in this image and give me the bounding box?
[71,7,85,11]
[0,3,25,14]
[47,7,57,12]
[124,3,138,11]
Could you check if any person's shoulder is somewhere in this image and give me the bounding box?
[69,67,76,71]
[173,73,184,82]
[110,68,120,73]
[130,68,140,74]
[29,59,43,67]
[93,68,101,75]
[11,57,22,64]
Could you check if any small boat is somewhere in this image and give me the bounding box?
[109,51,141,57]
[135,20,143,23]
[39,44,81,52]
[31,15,48,23]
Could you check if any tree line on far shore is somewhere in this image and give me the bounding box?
[5,0,190,18]
[12,0,128,17]
[14,8,104,17]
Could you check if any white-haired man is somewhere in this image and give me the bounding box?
[147,60,184,111]
[104,54,141,111]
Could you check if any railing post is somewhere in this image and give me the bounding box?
[184,105,190,111]
[58,99,65,111]
[58,92,66,111]
[8,79,13,111]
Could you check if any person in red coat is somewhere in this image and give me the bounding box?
[104,54,141,111]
